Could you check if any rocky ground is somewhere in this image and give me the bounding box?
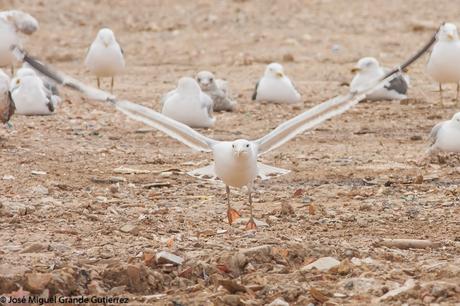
[0,0,459,305]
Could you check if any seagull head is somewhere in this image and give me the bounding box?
[177,77,201,95]
[438,23,459,42]
[265,63,285,79]
[351,57,380,74]
[196,71,215,91]
[231,139,253,159]
[97,28,116,47]
[16,67,36,78]
[8,10,39,34]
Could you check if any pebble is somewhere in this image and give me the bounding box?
[155,251,184,265]
[26,272,52,293]
[301,257,340,272]
[268,297,290,306]
[120,224,139,235]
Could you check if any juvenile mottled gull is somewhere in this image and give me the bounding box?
[0,69,14,125]
[0,10,38,73]
[196,71,236,112]
[162,77,215,128]
[252,63,301,104]
[85,28,125,93]
[426,22,460,104]
[427,112,460,155]
[350,57,409,101]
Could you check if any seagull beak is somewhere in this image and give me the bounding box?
[276,72,284,78]
[351,67,361,73]
[448,33,455,40]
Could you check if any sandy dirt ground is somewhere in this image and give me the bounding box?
[0,0,459,305]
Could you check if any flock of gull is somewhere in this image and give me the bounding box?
[1,10,460,228]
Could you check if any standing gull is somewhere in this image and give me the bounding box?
[350,57,409,101]
[196,71,236,112]
[252,63,301,104]
[426,112,460,156]
[0,10,38,73]
[0,69,14,125]
[10,68,58,115]
[426,22,460,105]
[162,77,215,128]
[85,28,125,93]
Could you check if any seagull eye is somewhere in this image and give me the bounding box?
[197,78,201,82]
[245,144,249,148]
[209,78,213,82]
[232,144,235,148]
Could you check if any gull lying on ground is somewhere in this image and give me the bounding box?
[0,10,38,74]
[22,62,61,105]
[350,57,409,101]
[0,69,14,125]
[427,112,460,156]
[252,63,301,104]
[426,22,460,105]
[196,71,236,112]
[85,28,125,93]
[10,68,58,115]
[162,77,215,128]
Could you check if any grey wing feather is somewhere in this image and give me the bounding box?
[251,80,259,101]
[384,74,408,94]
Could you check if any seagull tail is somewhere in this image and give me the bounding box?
[187,164,219,181]
[257,162,290,180]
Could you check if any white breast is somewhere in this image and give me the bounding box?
[256,77,300,104]
[427,41,460,83]
[85,43,125,77]
[11,76,52,115]
[435,121,460,152]
[212,142,258,188]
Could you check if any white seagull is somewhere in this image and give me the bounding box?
[0,10,38,73]
[350,57,409,101]
[14,48,410,229]
[426,22,460,104]
[252,63,301,104]
[0,69,14,125]
[196,71,237,112]
[427,112,460,156]
[85,28,125,92]
[162,77,215,128]
[22,62,61,105]
[10,68,58,115]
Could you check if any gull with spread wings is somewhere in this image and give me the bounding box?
[11,32,435,228]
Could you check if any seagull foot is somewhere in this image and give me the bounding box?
[245,217,257,230]
[227,208,241,225]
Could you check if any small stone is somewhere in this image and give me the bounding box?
[414,175,423,184]
[301,257,340,272]
[220,294,243,306]
[410,135,422,141]
[143,250,155,266]
[88,280,105,295]
[26,272,52,293]
[32,185,49,195]
[95,196,107,203]
[338,259,352,275]
[281,202,295,215]
[21,243,49,253]
[31,170,47,176]
[120,224,139,235]
[240,245,272,257]
[282,53,294,62]
[268,297,290,306]
[2,175,14,180]
[155,251,184,265]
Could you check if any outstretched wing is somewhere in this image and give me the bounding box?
[12,46,217,152]
[254,91,366,155]
[11,46,113,102]
[115,100,217,152]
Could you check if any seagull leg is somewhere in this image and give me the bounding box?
[97,77,100,89]
[245,186,257,230]
[10,65,14,75]
[439,83,443,107]
[226,185,240,225]
[111,77,114,93]
[456,83,459,103]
